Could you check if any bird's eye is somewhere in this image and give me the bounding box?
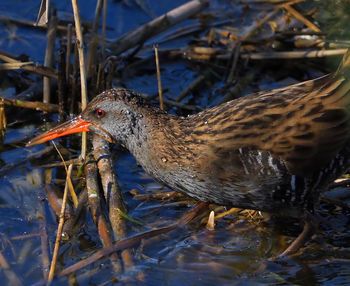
[96,109,105,118]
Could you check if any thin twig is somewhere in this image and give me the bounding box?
[154,44,164,110]
[47,164,73,283]
[52,142,78,207]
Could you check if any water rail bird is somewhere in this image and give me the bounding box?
[27,50,350,255]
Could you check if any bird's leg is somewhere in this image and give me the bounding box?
[280,212,319,256]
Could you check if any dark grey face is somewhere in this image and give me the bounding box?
[81,95,136,144]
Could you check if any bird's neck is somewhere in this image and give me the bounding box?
[122,106,178,169]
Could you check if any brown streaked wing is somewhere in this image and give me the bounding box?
[189,73,350,176]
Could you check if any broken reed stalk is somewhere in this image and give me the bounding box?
[154,44,164,110]
[206,210,215,231]
[43,14,58,104]
[85,154,122,273]
[92,135,134,270]
[108,0,209,55]
[48,164,73,283]
[71,0,88,159]
[57,202,209,277]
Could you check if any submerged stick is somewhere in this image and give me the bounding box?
[57,202,208,277]
[108,0,209,55]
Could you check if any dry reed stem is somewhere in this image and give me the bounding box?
[51,143,78,207]
[0,15,68,32]
[132,190,184,201]
[0,62,34,69]
[214,207,242,220]
[108,0,209,55]
[48,164,73,283]
[85,154,122,273]
[154,44,164,110]
[238,49,347,60]
[71,0,88,159]
[43,15,57,104]
[283,4,320,32]
[0,53,58,79]
[57,202,208,277]
[0,97,59,113]
[275,0,306,8]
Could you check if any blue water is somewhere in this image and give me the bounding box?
[0,0,350,285]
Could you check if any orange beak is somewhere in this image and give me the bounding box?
[26,117,92,146]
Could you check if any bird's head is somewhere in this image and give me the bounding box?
[27,88,149,147]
